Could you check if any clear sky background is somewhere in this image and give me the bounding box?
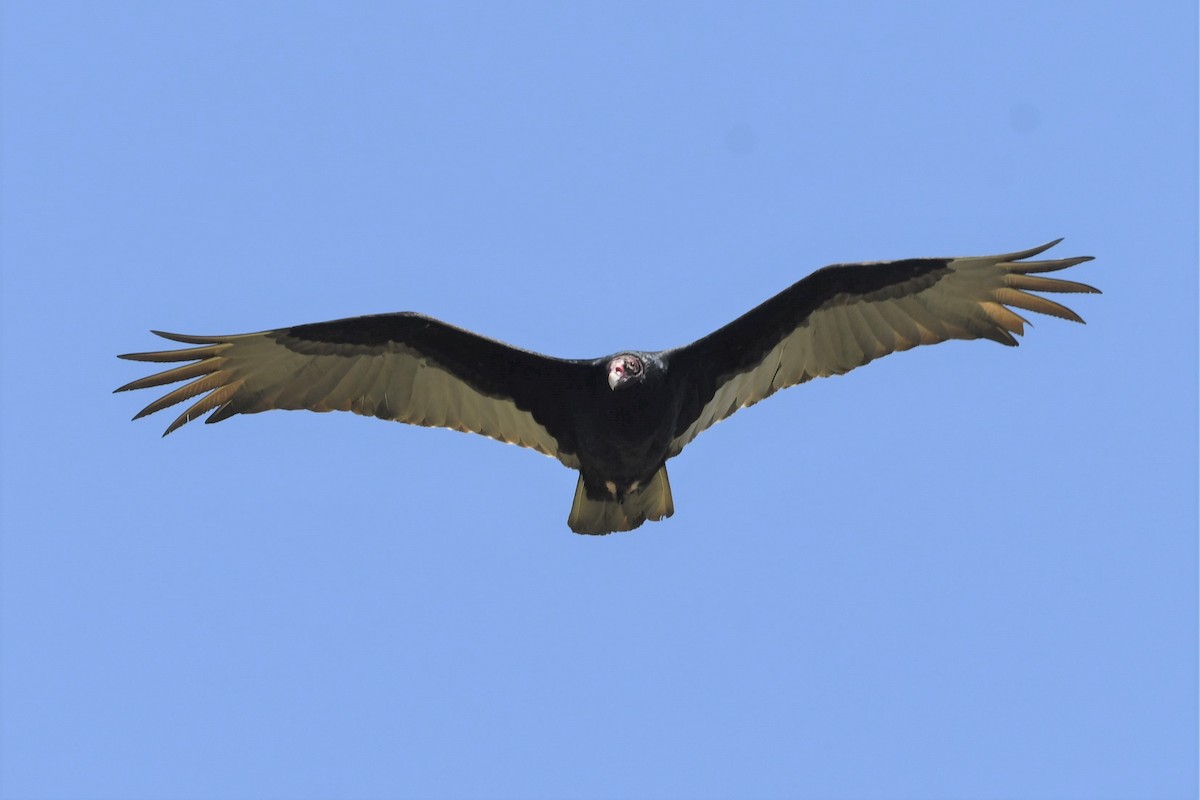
[2,3,1196,799]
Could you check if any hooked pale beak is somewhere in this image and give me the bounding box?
[607,366,622,391]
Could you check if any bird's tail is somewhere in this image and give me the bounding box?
[567,467,675,535]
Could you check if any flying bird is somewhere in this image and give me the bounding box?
[117,240,1097,534]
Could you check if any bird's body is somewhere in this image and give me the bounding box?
[577,353,673,491]
[118,241,1098,534]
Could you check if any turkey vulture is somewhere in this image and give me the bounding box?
[117,240,1097,534]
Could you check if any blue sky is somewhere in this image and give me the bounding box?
[2,3,1196,798]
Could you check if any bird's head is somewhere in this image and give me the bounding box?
[607,354,645,391]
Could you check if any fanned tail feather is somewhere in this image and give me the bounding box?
[568,467,674,535]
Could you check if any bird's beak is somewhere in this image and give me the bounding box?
[608,369,620,391]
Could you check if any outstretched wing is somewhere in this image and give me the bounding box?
[116,313,589,467]
[666,240,1098,454]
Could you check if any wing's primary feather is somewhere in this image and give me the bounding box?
[666,240,1098,453]
[116,313,588,467]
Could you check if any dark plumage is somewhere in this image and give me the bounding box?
[117,240,1098,534]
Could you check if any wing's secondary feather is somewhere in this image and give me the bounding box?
[667,240,1098,453]
[116,313,587,467]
